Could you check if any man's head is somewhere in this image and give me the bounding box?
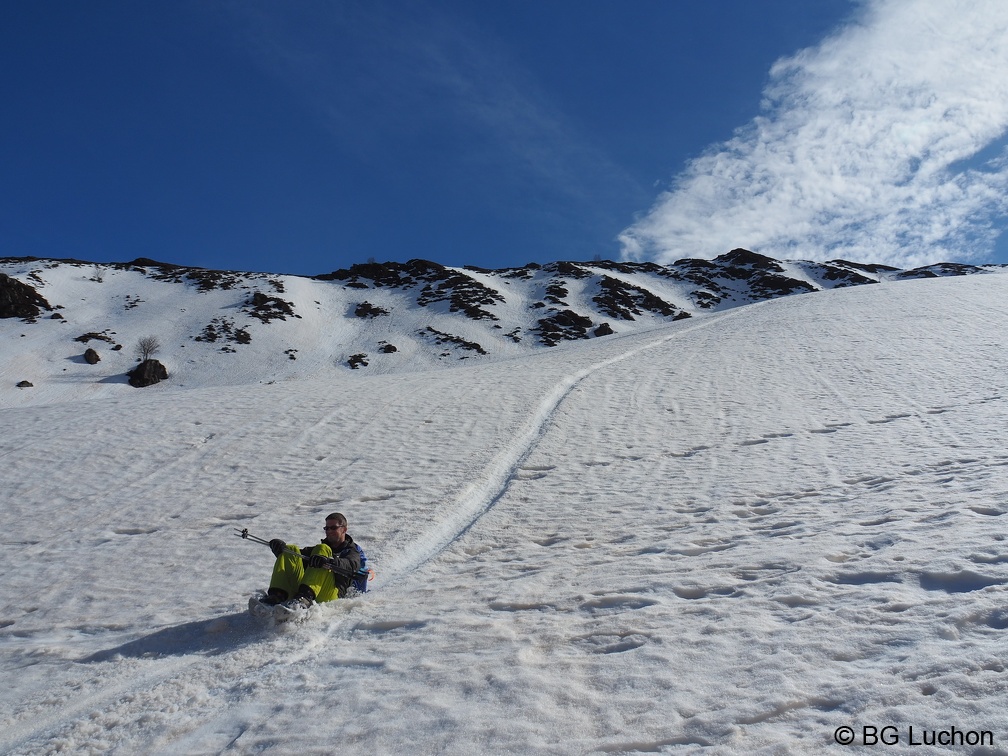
[324,512,347,544]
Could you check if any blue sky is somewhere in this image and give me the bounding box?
[3,1,1007,276]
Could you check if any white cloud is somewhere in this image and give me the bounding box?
[619,0,1008,267]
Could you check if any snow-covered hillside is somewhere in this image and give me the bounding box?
[1,251,1001,408]
[1,267,1007,753]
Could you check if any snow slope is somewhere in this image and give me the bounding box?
[1,273,1007,753]
[2,252,1000,409]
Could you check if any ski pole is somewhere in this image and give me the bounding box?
[234,527,311,563]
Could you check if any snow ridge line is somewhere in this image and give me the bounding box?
[378,309,746,586]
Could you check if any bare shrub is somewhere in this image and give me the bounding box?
[135,336,161,361]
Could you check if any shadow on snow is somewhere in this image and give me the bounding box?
[81,612,268,662]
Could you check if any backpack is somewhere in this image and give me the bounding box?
[349,541,372,595]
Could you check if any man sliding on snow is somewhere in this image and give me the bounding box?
[250,512,362,619]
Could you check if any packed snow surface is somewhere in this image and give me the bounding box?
[1,274,1007,753]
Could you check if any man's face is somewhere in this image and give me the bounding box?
[324,520,346,544]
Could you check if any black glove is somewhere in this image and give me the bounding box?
[269,539,286,558]
[306,553,330,570]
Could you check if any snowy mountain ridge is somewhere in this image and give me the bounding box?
[2,249,1003,407]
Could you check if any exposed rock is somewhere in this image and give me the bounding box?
[75,331,116,344]
[348,353,369,369]
[691,290,722,309]
[421,327,487,356]
[714,248,784,271]
[492,265,536,280]
[587,260,673,277]
[128,258,247,292]
[415,272,504,321]
[748,272,816,300]
[594,323,614,337]
[245,291,297,323]
[593,276,680,321]
[809,263,878,287]
[897,263,988,280]
[545,281,569,306]
[0,273,52,320]
[16,380,33,388]
[195,317,250,347]
[535,310,593,346]
[84,348,101,364]
[127,359,168,388]
[673,259,729,307]
[380,343,398,353]
[320,259,504,321]
[542,261,592,279]
[829,259,900,274]
[703,248,816,300]
[355,301,390,318]
[318,260,425,289]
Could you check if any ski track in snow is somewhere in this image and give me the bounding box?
[379,308,750,585]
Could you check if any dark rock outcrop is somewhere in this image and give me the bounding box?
[75,331,117,344]
[897,263,988,280]
[355,301,390,319]
[593,276,680,321]
[245,292,297,323]
[195,318,250,347]
[127,359,168,388]
[0,273,52,320]
[535,310,594,346]
[320,259,505,321]
[421,327,488,356]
